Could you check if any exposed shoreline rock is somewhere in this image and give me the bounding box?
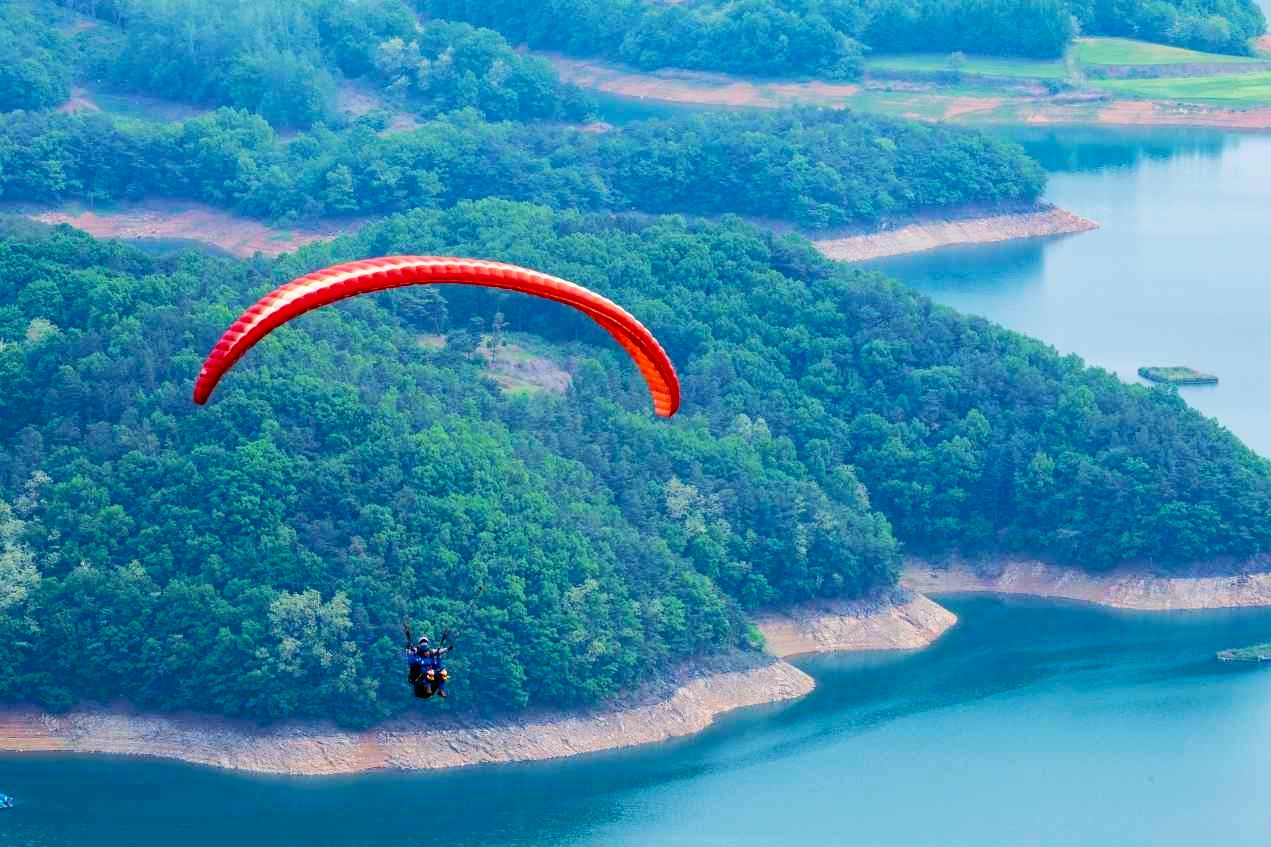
[8,554,1271,777]
[902,557,1271,610]
[549,53,1271,130]
[0,593,963,776]
[0,657,813,775]
[811,206,1098,262]
[754,589,957,657]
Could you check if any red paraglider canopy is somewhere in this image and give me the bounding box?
[193,256,681,417]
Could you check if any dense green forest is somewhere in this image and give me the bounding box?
[431,0,1266,73]
[14,0,1264,126]
[1073,0,1267,55]
[4,0,1270,732]
[39,0,593,125]
[0,107,1045,228]
[0,4,72,111]
[0,215,897,723]
[4,202,1271,724]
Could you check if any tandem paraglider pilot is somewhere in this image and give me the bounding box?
[403,623,453,700]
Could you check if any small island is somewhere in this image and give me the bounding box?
[1216,643,1271,663]
[1138,366,1218,385]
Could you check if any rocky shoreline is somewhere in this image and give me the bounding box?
[0,658,813,776]
[0,593,953,776]
[7,558,1271,776]
[902,558,1271,610]
[811,206,1098,262]
[755,590,957,657]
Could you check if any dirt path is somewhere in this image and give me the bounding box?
[551,55,858,109]
[550,54,1271,129]
[1093,99,1271,129]
[56,86,101,115]
[23,202,360,258]
[943,96,1003,120]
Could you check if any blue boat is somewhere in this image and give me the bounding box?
[0,792,13,809]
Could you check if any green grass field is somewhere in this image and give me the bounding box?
[1075,37,1262,66]
[866,52,1068,79]
[1095,72,1271,105]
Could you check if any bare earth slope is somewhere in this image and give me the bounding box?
[755,590,957,657]
[812,207,1098,262]
[22,202,358,257]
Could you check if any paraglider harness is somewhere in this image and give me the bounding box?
[403,623,452,700]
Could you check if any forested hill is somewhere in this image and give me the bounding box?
[4,203,1271,725]
[0,107,1045,229]
[25,0,594,125]
[15,0,1268,122]
[431,0,1267,75]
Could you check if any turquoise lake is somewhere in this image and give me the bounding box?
[3,596,1271,846]
[871,127,1271,455]
[4,127,1271,845]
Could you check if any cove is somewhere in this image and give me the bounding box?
[4,596,1271,846]
[869,127,1271,455]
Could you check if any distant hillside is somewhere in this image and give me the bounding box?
[0,106,1046,229]
[427,0,1267,79]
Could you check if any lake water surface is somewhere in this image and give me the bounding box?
[5,129,1271,847]
[3,596,1271,846]
[871,127,1271,454]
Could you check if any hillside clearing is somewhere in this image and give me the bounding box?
[1075,37,1262,66]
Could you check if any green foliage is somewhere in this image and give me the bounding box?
[1075,0,1266,56]
[55,0,590,125]
[0,5,73,112]
[4,200,1270,724]
[427,0,866,79]
[1137,366,1218,384]
[371,20,595,121]
[313,203,1271,572]
[0,107,1045,227]
[427,0,1073,70]
[0,215,898,723]
[428,0,1265,74]
[853,0,1076,59]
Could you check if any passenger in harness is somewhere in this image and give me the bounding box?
[403,623,453,700]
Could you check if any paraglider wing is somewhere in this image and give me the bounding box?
[192,256,680,416]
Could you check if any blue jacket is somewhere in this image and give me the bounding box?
[408,650,442,672]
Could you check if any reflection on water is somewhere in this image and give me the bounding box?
[874,128,1271,455]
[867,238,1049,307]
[1000,126,1235,173]
[4,597,1271,847]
